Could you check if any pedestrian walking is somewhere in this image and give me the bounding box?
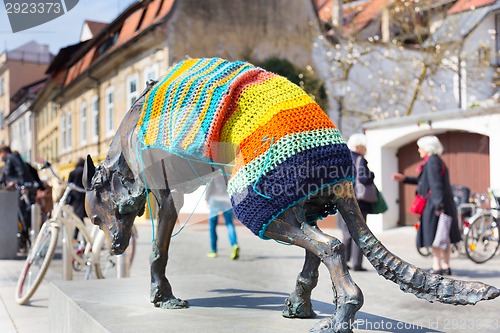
[205,173,240,260]
[392,136,460,275]
[337,133,375,271]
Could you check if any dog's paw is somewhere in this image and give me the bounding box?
[154,297,189,309]
[282,296,316,318]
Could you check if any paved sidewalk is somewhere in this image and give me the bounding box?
[1,221,500,332]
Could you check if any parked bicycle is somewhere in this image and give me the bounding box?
[15,162,137,305]
[464,188,500,264]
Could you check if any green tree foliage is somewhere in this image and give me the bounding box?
[257,57,328,112]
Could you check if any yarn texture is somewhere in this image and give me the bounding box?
[137,58,354,238]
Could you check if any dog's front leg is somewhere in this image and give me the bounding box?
[150,192,188,309]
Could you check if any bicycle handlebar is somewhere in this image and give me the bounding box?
[40,161,86,193]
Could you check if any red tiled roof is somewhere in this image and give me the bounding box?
[448,0,496,14]
[315,0,333,22]
[84,20,108,37]
[114,8,145,48]
[156,0,175,20]
[64,47,96,86]
[62,0,175,87]
[347,0,389,34]
[314,0,370,24]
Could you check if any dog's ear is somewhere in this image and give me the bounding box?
[83,155,96,190]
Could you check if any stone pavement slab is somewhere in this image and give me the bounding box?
[1,222,500,332]
[49,275,440,333]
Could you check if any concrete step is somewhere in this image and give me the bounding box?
[49,275,331,333]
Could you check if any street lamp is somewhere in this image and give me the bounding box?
[331,79,347,133]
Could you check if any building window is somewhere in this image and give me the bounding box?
[80,102,87,145]
[144,64,159,85]
[0,110,4,129]
[126,74,139,110]
[105,87,114,136]
[91,95,99,142]
[61,114,66,151]
[67,113,72,150]
[61,112,72,152]
[0,77,4,96]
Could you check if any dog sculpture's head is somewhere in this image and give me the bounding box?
[83,154,146,255]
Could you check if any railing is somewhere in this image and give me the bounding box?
[5,50,52,63]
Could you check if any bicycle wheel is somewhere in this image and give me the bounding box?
[465,213,499,264]
[71,225,88,273]
[15,221,59,304]
[450,241,466,258]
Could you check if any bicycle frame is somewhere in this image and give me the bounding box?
[45,182,106,280]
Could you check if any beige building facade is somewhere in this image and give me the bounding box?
[0,41,50,147]
[32,0,323,179]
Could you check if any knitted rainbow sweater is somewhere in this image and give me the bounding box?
[137,58,354,238]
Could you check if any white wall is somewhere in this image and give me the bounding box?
[9,110,33,163]
[364,106,500,232]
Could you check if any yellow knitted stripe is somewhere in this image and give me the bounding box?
[220,76,310,145]
[143,59,201,146]
[180,62,253,150]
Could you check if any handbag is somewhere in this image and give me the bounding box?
[409,194,428,215]
[409,159,446,216]
[371,190,388,214]
[433,213,452,249]
[354,156,378,203]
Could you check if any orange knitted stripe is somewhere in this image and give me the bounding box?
[204,69,275,161]
[233,103,335,171]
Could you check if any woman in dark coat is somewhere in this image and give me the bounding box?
[393,136,460,275]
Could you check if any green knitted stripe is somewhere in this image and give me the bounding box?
[227,128,345,196]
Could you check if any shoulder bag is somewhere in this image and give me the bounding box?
[354,156,378,203]
[409,158,446,216]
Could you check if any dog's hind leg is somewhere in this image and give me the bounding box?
[264,207,363,333]
[282,249,320,318]
[150,190,189,309]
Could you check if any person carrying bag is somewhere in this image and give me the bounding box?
[392,136,461,275]
[338,134,377,271]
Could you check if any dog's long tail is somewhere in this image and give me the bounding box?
[335,184,500,305]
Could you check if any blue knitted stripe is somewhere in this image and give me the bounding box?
[184,61,254,155]
[168,59,228,149]
[164,58,223,148]
[138,60,185,139]
[230,143,354,237]
[141,58,211,146]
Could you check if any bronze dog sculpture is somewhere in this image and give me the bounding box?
[83,58,499,333]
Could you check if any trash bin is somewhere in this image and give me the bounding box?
[0,190,19,259]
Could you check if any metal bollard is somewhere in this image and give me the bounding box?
[31,204,42,235]
[62,224,73,280]
[116,252,130,278]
